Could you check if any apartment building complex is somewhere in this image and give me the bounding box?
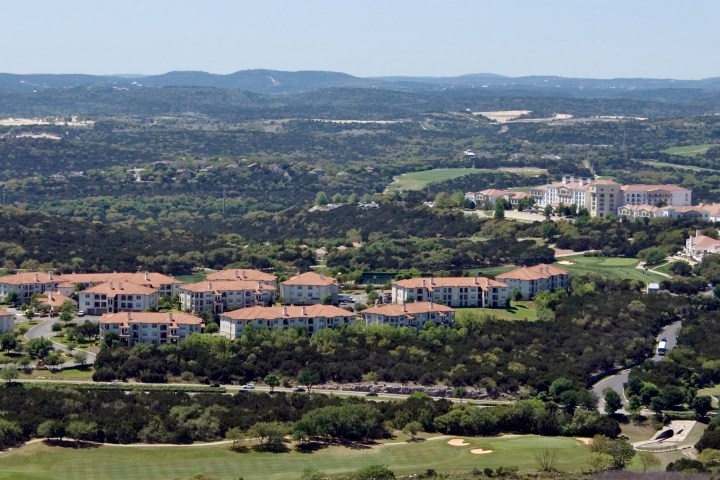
[79,282,159,315]
[99,311,203,346]
[219,304,356,338]
[180,280,276,314]
[361,302,455,328]
[391,276,509,308]
[63,272,184,297]
[0,272,62,303]
[280,272,339,305]
[618,204,711,221]
[495,264,569,300]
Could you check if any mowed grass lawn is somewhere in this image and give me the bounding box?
[388,168,547,191]
[456,301,538,322]
[0,435,591,480]
[662,143,720,157]
[553,255,666,283]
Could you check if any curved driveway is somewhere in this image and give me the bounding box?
[24,316,98,365]
[593,320,682,413]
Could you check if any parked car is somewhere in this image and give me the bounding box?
[293,387,306,392]
[241,383,255,390]
[366,392,378,397]
[76,310,85,317]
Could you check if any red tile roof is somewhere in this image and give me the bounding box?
[0,272,63,285]
[394,276,507,290]
[100,311,202,325]
[181,280,276,293]
[362,302,454,316]
[281,272,337,286]
[205,269,277,282]
[496,264,568,281]
[85,282,157,297]
[37,292,75,308]
[221,304,354,321]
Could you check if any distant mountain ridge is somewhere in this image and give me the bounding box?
[1,70,719,95]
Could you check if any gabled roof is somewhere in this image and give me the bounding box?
[693,235,720,250]
[281,272,337,286]
[100,311,202,325]
[37,292,75,308]
[205,269,277,282]
[496,264,568,281]
[394,276,507,291]
[181,280,276,293]
[620,184,689,193]
[479,189,507,197]
[60,272,182,286]
[221,304,354,321]
[84,282,157,297]
[0,272,64,285]
[361,301,454,316]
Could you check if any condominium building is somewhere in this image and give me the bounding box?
[79,281,159,315]
[179,280,277,314]
[63,272,184,297]
[0,272,62,303]
[361,302,455,328]
[280,272,339,305]
[219,304,356,338]
[618,204,710,221]
[205,269,277,287]
[99,311,203,346]
[391,276,509,308]
[495,264,569,300]
[620,184,692,207]
[528,176,690,218]
[0,310,15,333]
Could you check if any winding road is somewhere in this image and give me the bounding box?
[592,320,682,413]
[24,315,98,365]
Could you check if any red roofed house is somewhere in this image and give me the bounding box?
[179,280,276,314]
[361,302,454,328]
[37,291,77,311]
[0,309,15,333]
[220,304,356,338]
[495,264,569,300]
[392,276,509,308]
[99,311,203,346]
[685,230,720,261]
[78,281,159,315]
[280,272,339,305]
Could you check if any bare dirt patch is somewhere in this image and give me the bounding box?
[447,439,470,446]
[557,260,575,265]
[471,448,493,454]
[575,437,593,445]
[475,110,531,123]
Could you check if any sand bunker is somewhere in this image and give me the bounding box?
[576,437,593,445]
[557,260,575,265]
[447,439,470,446]
[471,448,493,455]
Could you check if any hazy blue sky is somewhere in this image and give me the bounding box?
[3,0,718,79]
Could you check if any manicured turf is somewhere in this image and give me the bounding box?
[22,367,95,381]
[640,160,718,172]
[553,255,666,283]
[662,143,720,157]
[466,265,517,277]
[388,168,547,191]
[455,301,539,322]
[0,435,591,480]
[175,273,207,283]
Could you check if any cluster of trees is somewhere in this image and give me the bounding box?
[94,281,687,392]
[0,385,624,451]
